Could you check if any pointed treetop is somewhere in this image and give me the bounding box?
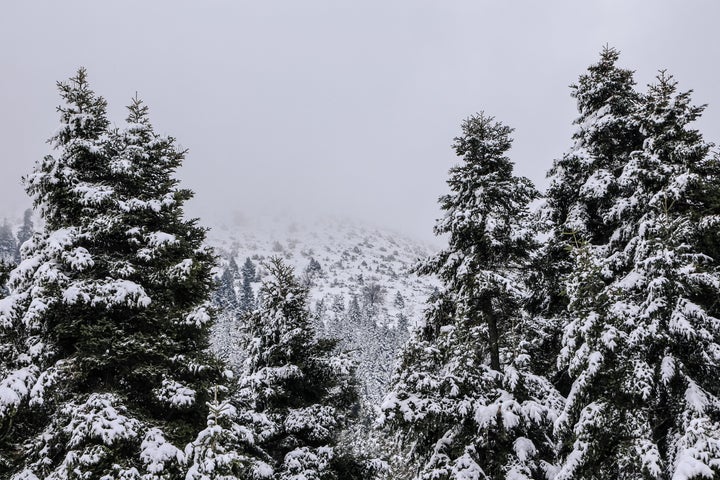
[644,70,706,122]
[227,255,239,272]
[572,46,638,115]
[452,112,514,167]
[599,44,621,65]
[126,93,151,126]
[52,67,109,145]
[638,70,709,156]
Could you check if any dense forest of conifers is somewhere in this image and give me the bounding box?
[1,47,719,480]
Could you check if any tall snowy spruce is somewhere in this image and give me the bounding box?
[0,69,257,478]
[555,72,720,479]
[529,47,644,387]
[239,257,370,479]
[381,114,562,480]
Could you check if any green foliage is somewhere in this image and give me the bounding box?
[240,257,256,313]
[554,59,720,480]
[0,69,242,478]
[383,114,561,480]
[240,257,368,479]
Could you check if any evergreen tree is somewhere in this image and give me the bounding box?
[381,113,562,479]
[216,256,240,312]
[15,209,34,263]
[0,221,16,295]
[239,257,368,479]
[348,295,361,325]
[0,220,16,264]
[212,256,242,365]
[186,388,272,480]
[393,291,410,342]
[555,72,720,480]
[393,291,405,311]
[529,46,644,390]
[0,69,257,478]
[302,257,323,287]
[240,257,256,313]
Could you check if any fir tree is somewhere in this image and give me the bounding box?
[239,257,368,479]
[393,291,405,311]
[0,220,16,265]
[530,46,644,391]
[0,221,16,296]
[240,257,256,313]
[0,69,257,478]
[212,256,241,365]
[15,209,34,263]
[555,72,720,480]
[381,113,562,480]
[186,387,272,480]
[348,295,361,324]
[216,256,240,312]
[303,257,323,287]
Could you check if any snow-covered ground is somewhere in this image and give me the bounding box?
[208,214,438,329]
[207,214,439,405]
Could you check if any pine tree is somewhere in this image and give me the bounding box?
[240,257,256,313]
[393,291,409,341]
[212,256,241,365]
[348,295,361,325]
[0,220,16,295]
[239,257,368,479]
[303,257,323,287]
[555,72,720,480]
[529,46,644,391]
[186,387,272,480]
[0,220,16,265]
[0,69,255,478]
[381,113,562,480]
[15,209,34,263]
[216,256,240,313]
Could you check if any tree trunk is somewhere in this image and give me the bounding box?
[487,312,501,371]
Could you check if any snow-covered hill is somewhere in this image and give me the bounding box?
[207,215,439,406]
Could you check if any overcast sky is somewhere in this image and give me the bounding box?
[2,1,719,242]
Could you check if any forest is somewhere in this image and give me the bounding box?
[0,47,719,480]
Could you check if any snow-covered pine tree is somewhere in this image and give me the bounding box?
[545,46,642,248]
[240,257,256,313]
[217,256,240,314]
[15,209,34,263]
[381,113,562,480]
[0,220,16,265]
[555,72,720,480]
[213,255,242,364]
[186,386,272,480]
[0,69,256,478]
[0,68,116,476]
[348,295,361,325]
[0,221,16,294]
[528,46,644,390]
[239,257,368,479]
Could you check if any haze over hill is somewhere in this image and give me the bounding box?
[207,214,440,406]
[3,2,720,243]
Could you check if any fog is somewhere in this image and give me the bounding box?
[2,1,719,242]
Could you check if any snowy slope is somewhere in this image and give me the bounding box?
[207,215,439,405]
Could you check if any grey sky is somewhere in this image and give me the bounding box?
[2,1,719,242]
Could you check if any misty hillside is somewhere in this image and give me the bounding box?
[207,216,439,406]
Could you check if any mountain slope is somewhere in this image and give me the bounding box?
[208,215,439,406]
